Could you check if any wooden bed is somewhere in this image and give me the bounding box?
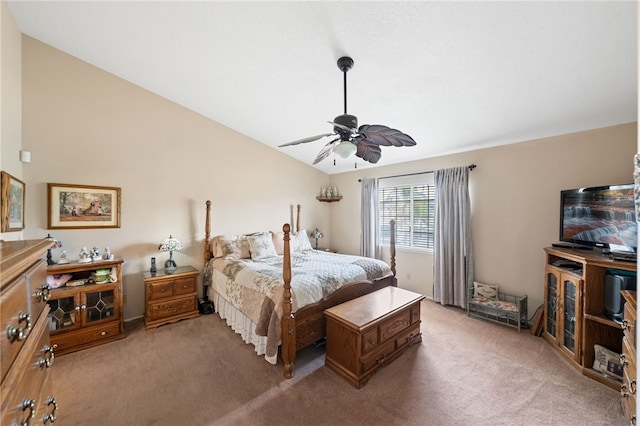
[203,200,398,378]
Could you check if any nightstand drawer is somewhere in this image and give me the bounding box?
[148,295,197,321]
[148,281,174,301]
[174,277,196,296]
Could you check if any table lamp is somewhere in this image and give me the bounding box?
[44,233,62,265]
[158,235,183,274]
[310,228,324,250]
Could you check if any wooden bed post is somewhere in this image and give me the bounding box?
[204,200,212,263]
[281,223,296,378]
[390,219,396,276]
[203,200,212,299]
[296,204,301,232]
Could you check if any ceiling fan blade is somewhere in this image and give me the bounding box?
[279,132,336,147]
[355,139,383,164]
[358,124,416,147]
[312,138,340,164]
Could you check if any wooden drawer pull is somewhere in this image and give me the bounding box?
[43,396,58,424]
[7,312,31,342]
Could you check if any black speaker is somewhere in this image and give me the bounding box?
[198,298,214,315]
[604,271,636,322]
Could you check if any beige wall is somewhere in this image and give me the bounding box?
[330,123,637,314]
[5,12,637,321]
[20,36,331,320]
[0,1,23,238]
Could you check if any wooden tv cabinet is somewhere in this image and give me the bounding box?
[542,246,636,390]
[324,286,425,388]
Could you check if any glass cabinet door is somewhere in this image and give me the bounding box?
[562,278,576,353]
[48,295,79,332]
[545,270,558,339]
[84,288,116,324]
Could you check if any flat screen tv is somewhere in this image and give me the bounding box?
[559,183,637,252]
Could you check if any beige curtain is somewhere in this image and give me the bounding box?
[433,166,473,308]
[360,178,380,258]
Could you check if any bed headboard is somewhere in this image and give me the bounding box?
[203,201,302,264]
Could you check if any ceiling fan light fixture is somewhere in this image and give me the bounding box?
[333,140,357,159]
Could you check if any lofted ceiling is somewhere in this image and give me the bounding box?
[7,1,638,175]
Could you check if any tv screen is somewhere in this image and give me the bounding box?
[560,183,637,251]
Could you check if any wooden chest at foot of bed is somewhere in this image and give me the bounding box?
[324,286,425,388]
[143,266,200,329]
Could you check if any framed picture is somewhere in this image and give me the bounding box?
[48,183,121,229]
[1,171,25,232]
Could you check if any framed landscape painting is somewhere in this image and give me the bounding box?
[1,171,25,232]
[48,183,121,229]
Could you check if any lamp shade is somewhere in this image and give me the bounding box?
[158,235,183,252]
[333,140,357,159]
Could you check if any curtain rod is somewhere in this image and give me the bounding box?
[358,164,476,182]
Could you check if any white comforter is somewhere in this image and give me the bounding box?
[202,249,393,358]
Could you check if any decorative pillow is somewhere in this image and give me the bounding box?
[593,344,623,379]
[292,229,313,252]
[212,235,251,259]
[247,232,278,260]
[473,281,499,300]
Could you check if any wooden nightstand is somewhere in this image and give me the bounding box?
[143,265,199,329]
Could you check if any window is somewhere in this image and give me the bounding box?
[379,183,435,250]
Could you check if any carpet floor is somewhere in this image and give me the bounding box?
[51,300,626,425]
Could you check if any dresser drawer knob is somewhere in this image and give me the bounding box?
[43,396,58,424]
[367,338,374,345]
[100,331,107,336]
[622,383,630,398]
[36,283,51,302]
[21,398,36,425]
[39,344,56,369]
[620,353,629,367]
[7,312,31,342]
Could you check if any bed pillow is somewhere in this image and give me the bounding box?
[271,231,285,255]
[473,281,499,300]
[292,229,313,252]
[212,235,251,259]
[248,232,278,260]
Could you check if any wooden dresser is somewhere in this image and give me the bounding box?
[143,265,199,329]
[324,286,425,388]
[621,290,636,425]
[1,239,59,424]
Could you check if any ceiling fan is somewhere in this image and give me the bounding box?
[279,56,417,165]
